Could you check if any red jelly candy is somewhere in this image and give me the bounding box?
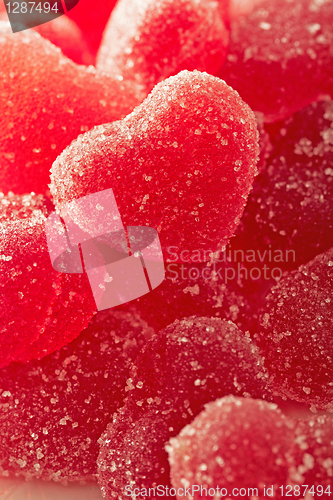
[0,192,53,221]
[97,317,271,498]
[66,0,118,55]
[96,0,229,98]
[0,12,93,64]
[233,99,333,274]
[51,70,259,259]
[291,415,333,492]
[167,396,296,499]
[0,24,139,195]
[219,0,333,122]
[0,310,153,481]
[257,247,333,412]
[0,193,96,368]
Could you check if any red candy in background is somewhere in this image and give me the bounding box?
[51,70,259,260]
[219,0,333,122]
[292,415,333,491]
[96,0,229,98]
[257,247,333,412]
[119,259,273,336]
[1,0,333,495]
[0,23,139,195]
[232,98,333,273]
[167,396,296,499]
[168,396,333,499]
[97,317,271,499]
[0,310,153,482]
[0,193,96,368]
[0,8,93,64]
[0,191,53,221]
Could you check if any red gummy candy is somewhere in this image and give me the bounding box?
[96,0,229,98]
[0,193,96,368]
[257,247,333,412]
[66,0,118,55]
[0,12,93,64]
[97,317,271,499]
[291,415,333,492]
[119,259,271,335]
[233,99,333,274]
[0,309,153,481]
[0,191,53,221]
[219,0,333,122]
[0,24,139,195]
[51,70,259,259]
[168,396,296,499]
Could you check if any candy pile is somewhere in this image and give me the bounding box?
[0,0,333,497]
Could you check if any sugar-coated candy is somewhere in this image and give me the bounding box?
[97,317,271,499]
[0,194,96,368]
[51,70,259,259]
[219,0,333,122]
[0,23,139,195]
[167,396,296,499]
[66,0,118,54]
[291,415,333,491]
[0,192,53,222]
[234,99,333,273]
[96,0,229,98]
[257,247,333,412]
[0,310,153,481]
[0,12,93,64]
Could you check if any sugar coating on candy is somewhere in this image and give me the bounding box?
[97,0,229,98]
[234,99,333,272]
[0,24,139,194]
[0,12,93,64]
[119,259,272,336]
[0,194,96,367]
[51,70,259,260]
[167,396,296,499]
[97,317,271,499]
[291,415,333,489]
[0,310,153,481]
[257,247,333,412]
[219,0,333,122]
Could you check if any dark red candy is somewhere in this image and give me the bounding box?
[51,70,259,259]
[0,25,139,195]
[219,0,333,122]
[257,247,333,412]
[168,396,296,499]
[234,99,333,274]
[96,0,229,98]
[0,12,93,64]
[0,194,96,368]
[66,0,118,55]
[97,316,271,499]
[0,310,153,481]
